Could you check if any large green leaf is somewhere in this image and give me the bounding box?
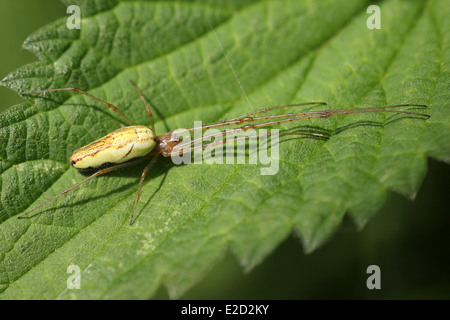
[0,0,448,299]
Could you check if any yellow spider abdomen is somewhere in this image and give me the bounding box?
[70,125,156,170]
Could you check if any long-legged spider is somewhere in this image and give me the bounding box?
[18,81,429,224]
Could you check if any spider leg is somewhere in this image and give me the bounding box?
[18,156,150,219]
[129,80,154,129]
[169,104,428,152]
[246,104,429,130]
[174,104,428,135]
[168,131,328,157]
[130,153,159,225]
[22,87,134,125]
[178,102,327,133]
[228,102,327,120]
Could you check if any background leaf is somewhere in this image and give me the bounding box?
[0,0,449,299]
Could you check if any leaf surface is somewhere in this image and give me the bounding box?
[0,0,449,299]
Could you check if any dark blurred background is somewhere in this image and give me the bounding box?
[1,1,449,300]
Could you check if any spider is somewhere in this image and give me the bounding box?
[18,81,429,224]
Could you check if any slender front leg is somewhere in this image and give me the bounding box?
[168,131,328,157]
[228,102,327,120]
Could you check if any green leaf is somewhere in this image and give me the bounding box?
[0,0,449,299]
